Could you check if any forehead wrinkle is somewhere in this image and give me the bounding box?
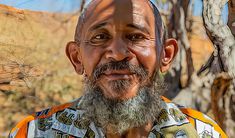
[132,12,152,28]
[85,0,153,23]
[76,0,164,45]
[85,2,114,26]
[85,0,154,35]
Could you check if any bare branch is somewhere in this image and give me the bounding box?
[203,0,235,78]
[80,0,86,12]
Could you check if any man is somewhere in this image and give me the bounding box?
[9,0,227,137]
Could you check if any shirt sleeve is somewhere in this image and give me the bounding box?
[161,96,228,138]
[8,115,35,138]
[180,108,228,138]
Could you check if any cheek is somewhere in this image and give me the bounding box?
[130,46,158,76]
[81,46,103,77]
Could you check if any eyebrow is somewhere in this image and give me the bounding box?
[88,22,150,34]
[89,22,108,32]
[126,23,150,34]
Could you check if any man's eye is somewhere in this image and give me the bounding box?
[90,33,110,44]
[126,34,146,41]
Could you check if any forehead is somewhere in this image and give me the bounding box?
[84,0,154,29]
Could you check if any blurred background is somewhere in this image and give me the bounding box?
[0,0,234,137]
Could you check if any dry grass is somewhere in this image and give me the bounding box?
[0,5,83,137]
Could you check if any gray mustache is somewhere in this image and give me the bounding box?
[92,60,148,81]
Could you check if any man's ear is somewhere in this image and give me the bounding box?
[66,41,84,75]
[160,38,178,73]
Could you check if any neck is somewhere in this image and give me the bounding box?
[106,122,153,138]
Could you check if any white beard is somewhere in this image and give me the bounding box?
[79,78,166,135]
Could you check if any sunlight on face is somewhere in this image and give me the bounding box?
[79,0,159,100]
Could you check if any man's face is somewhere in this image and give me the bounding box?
[66,0,178,133]
[77,0,159,100]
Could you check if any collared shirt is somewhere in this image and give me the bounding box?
[9,97,227,138]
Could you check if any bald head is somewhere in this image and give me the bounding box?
[66,0,178,103]
[74,0,166,47]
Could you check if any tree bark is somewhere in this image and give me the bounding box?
[80,0,86,12]
[202,0,235,136]
[173,0,194,86]
[228,0,235,36]
[211,74,231,129]
[203,0,235,78]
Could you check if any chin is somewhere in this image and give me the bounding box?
[101,81,140,101]
[108,91,137,101]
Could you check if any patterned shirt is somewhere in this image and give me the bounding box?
[9,96,227,138]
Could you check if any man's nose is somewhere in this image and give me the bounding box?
[105,38,133,61]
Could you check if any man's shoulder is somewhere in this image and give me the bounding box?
[161,96,227,138]
[34,101,76,119]
[9,99,80,138]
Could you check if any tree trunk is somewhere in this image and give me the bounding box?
[164,0,194,99]
[80,0,86,12]
[203,0,235,78]
[202,0,235,136]
[172,0,194,87]
[228,0,235,36]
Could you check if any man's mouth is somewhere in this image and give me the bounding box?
[102,70,135,80]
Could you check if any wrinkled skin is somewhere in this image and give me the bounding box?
[66,0,178,137]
